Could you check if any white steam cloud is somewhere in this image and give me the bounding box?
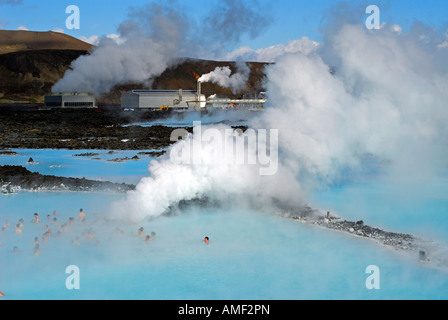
[110,123,299,223]
[111,19,448,224]
[259,22,448,190]
[53,3,192,97]
[53,0,271,97]
[198,63,250,94]
[225,36,320,63]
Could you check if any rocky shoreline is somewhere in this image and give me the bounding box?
[282,207,448,273]
[313,215,415,251]
[0,108,190,150]
[0,165,135,194]
[284,208,416,250]
[0,108,250,150]
[1,109,446,274]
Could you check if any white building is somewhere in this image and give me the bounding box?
[121,89,206,111]
[44,92,96,109]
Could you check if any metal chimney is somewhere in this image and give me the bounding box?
[197,81,202,101]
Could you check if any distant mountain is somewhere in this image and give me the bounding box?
[0,30,268,105]
[0,49,90,102]
[0,30,92,55]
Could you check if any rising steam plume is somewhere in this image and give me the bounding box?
[110,7,448,223]
[52,0,271,97]
[198,62,251,94]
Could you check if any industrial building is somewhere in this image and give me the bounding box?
[121,82,266,111]
[44,92,96,109]
[121,89,206,111]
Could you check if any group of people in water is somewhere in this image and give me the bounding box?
[2,208,210,253]
[0,208,211,298]
[135,226,158,242]
[1,207,175,255]
[1,208,89,256]
[0,208,91,297]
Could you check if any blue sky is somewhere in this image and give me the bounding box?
[0,0,447,51]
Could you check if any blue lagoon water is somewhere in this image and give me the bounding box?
[0,149,159,184]
[1,149,448,300]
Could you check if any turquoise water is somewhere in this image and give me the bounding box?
[1,150,448,300]
[0,149,158,185]
[311,174,448,245]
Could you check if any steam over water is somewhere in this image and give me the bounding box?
[1,188,448,300]
[111,22,448,225]
[3,3,448,300]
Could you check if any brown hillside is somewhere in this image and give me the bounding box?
[0,31,269,105]
[0,49,90,102]
[0,30,93,55]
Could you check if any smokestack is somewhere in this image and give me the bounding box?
[197,80,202,106]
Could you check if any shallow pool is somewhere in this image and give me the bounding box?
[1,150,447,300]
[0,149,157,185]
[0,191,447,300]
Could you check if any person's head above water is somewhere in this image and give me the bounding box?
[204,237,210,243]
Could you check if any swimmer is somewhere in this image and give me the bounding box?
[34,244,40,256]
[3,220,9,229]
[32,213,40,223]
[138,227,144,237]
[47,214,51,221]
[18,219,24,228]
[150,232,157,239]
[78,209,86,223]
[0,291,4,297]
[13,246,19,253]
[204,236,210,244]
[15,224,23,234]
[51,217,58,226]
[69,217,75,227]
[32,237,39,246]
[145,235,151,242]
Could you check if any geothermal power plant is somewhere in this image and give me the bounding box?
[45,81,266,111]
[121,88,206,111]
